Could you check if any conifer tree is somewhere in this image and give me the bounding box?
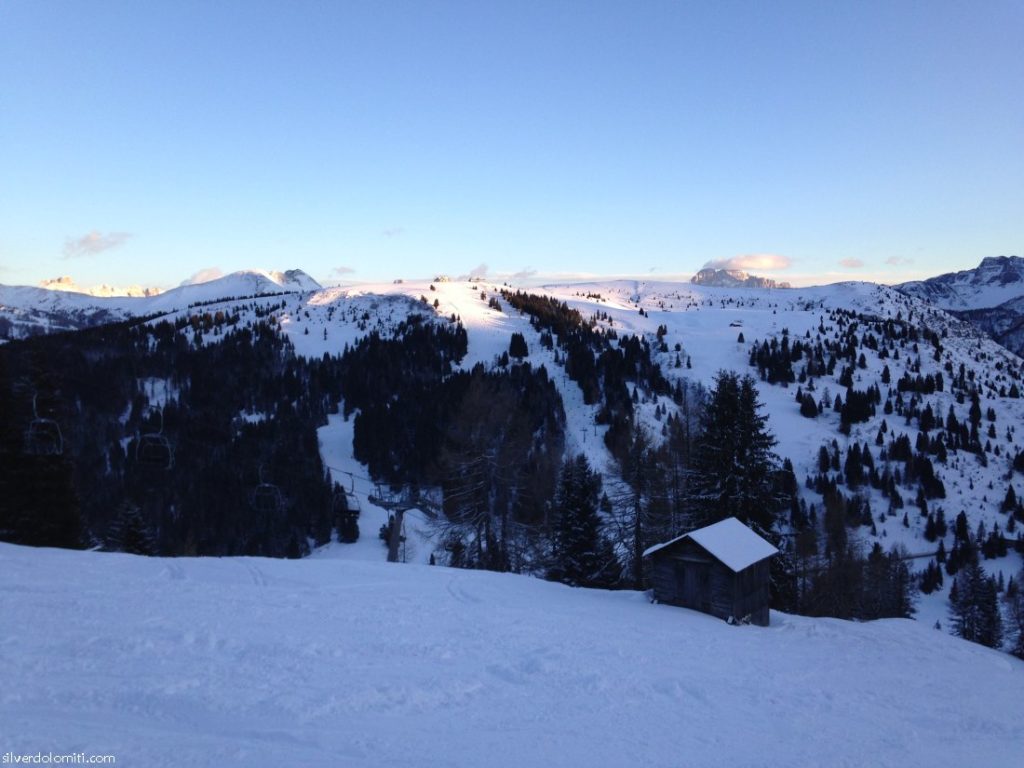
[106,501,156,556]
[508,332,529,360]
[948,560,1003,648]
[549,454,618,588]
[689,371,783,531]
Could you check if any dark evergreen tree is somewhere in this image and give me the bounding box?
[549,454,619,588]
[689,371,783,531]
[948,560,1004,648]
[508,332,529,359]
[799,393,818,418]
[106,501,156,555]
[1002,486,1018,514]
[1006,567,1024,659]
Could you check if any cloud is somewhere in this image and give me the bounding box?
[381,227,405,238]
[331,266,356,278]
[62,230,132,259]
[458,263,489,280]
[838,258,865,269]
[179,267,224,286]
[885,256,914,266]
[701,253,791,272]
[510,268,537,281]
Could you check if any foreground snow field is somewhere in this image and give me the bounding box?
[1,544,1022,767]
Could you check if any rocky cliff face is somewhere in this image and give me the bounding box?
[897,256,1024,357]
[897,255,1024,310]
[690,269,791,289]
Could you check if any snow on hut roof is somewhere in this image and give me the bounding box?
[642,517,778,572]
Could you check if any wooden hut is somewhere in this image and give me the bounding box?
[643,517,778,626]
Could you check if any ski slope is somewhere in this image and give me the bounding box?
[1,543,1022,768]
[10,271,1024,639]
[164,275,1024,630]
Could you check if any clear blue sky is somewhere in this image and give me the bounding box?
[1,0,1021,289]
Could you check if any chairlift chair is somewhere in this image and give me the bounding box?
[251,483,285,515]
[332,486,353,516]
[136,407,173,470]
[333,475,362,518]
[345,489,362,515]
[24,394,63,456]
[250,466,284,514]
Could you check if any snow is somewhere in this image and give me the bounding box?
[898,256,1024,310]
[9,270,1024,641]
[124,274,1024,630]
[1,542,1022,767]
[644,517,779,572]
[7,271,1024,763]
[315,411,435,564]
[38,275,163,298]
[0,268,321,337]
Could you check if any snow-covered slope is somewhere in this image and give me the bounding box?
[10,273,1024,636]
[140,269,321,313]
[173,276,1024,552]
[207,276,1024,632]
[2,542,1021,768]
[898,255,1024,311]
[896,257,1024,356]
[0,269,320,339]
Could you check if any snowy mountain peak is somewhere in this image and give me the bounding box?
[897,255,1024,310]
[1,267,323,340]
[193,269,322,294]
[978,254,1024,274]
[267,269,321,292]
[38,275,163,298]
[691,268,791,289]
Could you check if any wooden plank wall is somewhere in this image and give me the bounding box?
[649,539,771,626]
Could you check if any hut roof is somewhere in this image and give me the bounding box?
[642,517,778,572]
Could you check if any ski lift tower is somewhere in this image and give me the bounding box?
[369,484,423,563]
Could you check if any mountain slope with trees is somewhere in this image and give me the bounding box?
[5,275,1024,655]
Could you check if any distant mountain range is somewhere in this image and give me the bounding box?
[38,276,165,298]
[0,269,321,340]
[896,256,1024,356]
[8,259,1024,358]
[897,255,1024,310]
[690,269,791,289]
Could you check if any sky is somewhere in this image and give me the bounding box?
[1,0,1021,290]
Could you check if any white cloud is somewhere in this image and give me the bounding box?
[458,263,489,280]
[701,253,792,272]
[510,268,537,281]
[179,267,224,286]
[62,230,133,259]
[838,258,865,269]
[331,266,356,277]
[381,227,405,238]
[885,256,914,266]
